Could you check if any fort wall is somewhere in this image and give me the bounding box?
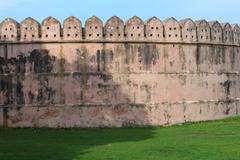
[0,16,239,128]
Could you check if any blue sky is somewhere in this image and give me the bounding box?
[0,0,240,24]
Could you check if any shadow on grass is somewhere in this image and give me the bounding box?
[0,127,156,160]
[1,116,240,160]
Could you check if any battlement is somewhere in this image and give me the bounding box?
[0,16,239,45]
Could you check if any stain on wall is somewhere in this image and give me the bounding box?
[0,42,239,128]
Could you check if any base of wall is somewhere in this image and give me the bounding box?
[0,101,239,128]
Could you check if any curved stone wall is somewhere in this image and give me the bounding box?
[0,16,240,128]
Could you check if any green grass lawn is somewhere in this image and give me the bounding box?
[0,117,240,160]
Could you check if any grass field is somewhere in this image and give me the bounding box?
[0,117,240,160]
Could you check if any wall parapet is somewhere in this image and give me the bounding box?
[0,16,239,46]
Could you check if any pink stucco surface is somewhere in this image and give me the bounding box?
[0,42,239,128]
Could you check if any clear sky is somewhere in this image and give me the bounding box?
[0,0,240,24]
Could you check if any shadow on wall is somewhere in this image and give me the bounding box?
[0,42,157,128]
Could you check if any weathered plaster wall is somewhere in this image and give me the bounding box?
[0,16,239,128]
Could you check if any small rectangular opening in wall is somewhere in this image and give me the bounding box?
[4,45,8,59]
[3,107,8,128]
[97,50,101,72]
[0,108,3,127]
